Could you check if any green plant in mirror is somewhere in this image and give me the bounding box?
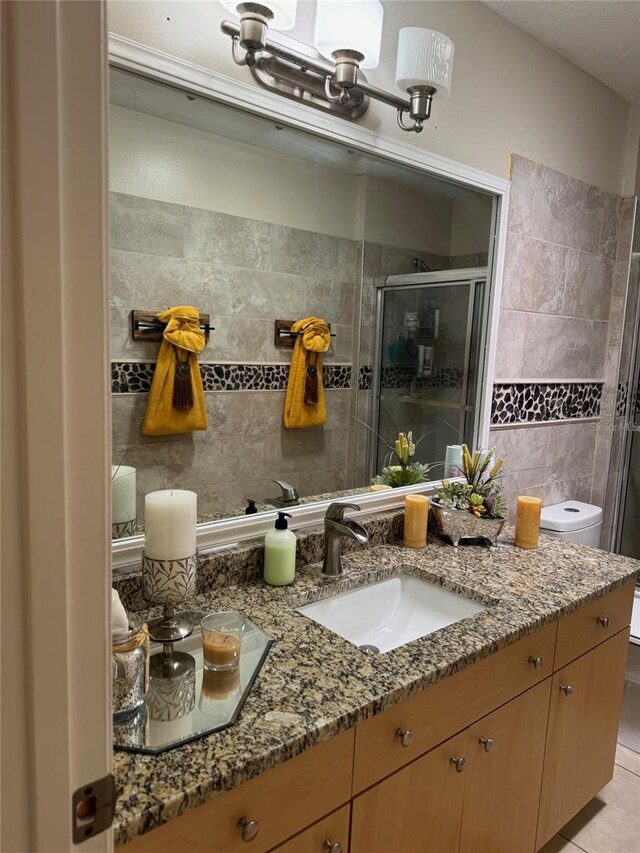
[371,431,435,488]
[435,444,506,519]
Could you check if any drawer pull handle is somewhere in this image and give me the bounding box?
[395,728,414,747]
[323,839,343,853]
[479,736,495,752]
[238,817,260,842]
[560,684,574,696]
[597,616,610,628]
[450,755,467,773]
[528,655,544,670]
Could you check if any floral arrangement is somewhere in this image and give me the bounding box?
[371,431,434,488]
[434,444,506,519]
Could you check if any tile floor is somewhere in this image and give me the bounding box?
[541,642,640,853]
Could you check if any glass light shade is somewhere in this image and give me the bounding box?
[395,27,454,99]
[218,0,298,31]
[314,0,384,70]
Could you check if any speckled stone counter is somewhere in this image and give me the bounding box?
[114,532,639,846]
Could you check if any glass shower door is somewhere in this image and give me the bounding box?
[370,275,486,478]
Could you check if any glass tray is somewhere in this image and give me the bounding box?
[113,610,273,755]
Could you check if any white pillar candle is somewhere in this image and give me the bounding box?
[144,490,197,560]
[111,465,137,523]
[444,445,463,478]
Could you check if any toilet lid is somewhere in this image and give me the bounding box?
[539,500,603,532]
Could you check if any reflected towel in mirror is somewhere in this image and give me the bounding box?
[283,317,331,429]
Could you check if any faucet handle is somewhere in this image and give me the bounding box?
[326,502,361,521]
[273,479,298,501]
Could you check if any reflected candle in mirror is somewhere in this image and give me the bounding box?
[515,496,542,549]
[112,465,136,524]
[404,495,429,548]
[201,667,240,700]
[144,489,197,560]
[201,612,245,671]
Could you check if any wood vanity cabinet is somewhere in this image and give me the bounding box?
[351,679,551,853]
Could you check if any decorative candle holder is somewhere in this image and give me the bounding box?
[147,649,196,721]
[112,518,137,539]
[142,551,197,643]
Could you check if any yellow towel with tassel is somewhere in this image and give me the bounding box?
[142,306,208,436]
[283,317,331,429]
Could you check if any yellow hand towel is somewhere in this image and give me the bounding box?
[283,317,331,429]
[142,306,208,436]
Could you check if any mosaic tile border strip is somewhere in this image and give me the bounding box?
[616,382,628,418]
[357,365,464,392]
[111,362,352,394]
[491,382,603,426]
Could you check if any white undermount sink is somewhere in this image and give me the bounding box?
[297,574,487,654]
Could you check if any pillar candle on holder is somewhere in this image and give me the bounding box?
[515,496,542,549]
[144,489,197,560]
[404,495,429,548]
[111,465,136,524]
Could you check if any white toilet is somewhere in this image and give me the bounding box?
[539,500,603,548]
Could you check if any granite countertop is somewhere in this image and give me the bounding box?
[114,532,640,845]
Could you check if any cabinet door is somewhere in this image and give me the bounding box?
[459,679,551,853]
[351,732,467,853]
[273,805,350,853]
[536,628,630,850]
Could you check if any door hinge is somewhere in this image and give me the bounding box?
[72,774,116,844]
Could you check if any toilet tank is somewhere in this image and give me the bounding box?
[539,500,603,548]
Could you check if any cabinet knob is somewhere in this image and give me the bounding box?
[395,728,414,747]
[479,736,495,752]
[238,817,260,842]
[450,755,467,773]
[528,655,544,670]
[597,616,610,628]
[560,684,574,696]
[323,839,343,853]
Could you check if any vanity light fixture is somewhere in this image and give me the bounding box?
[219,0,454,133]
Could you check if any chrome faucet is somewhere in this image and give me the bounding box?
[264,479,299,508]
[322,502,369,577]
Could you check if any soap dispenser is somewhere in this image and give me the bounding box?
[264,511,296,586]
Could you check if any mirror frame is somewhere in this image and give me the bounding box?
[108,34,510,573]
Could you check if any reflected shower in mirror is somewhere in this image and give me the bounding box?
[109,67,496,539]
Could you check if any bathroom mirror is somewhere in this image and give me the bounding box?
[109,66,497,542]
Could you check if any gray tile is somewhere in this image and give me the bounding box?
[531,165,601,252]
[597,191,620,259]
[493,309,528,380]
[588,321,609,379]
[508,154,538,236]
[304,278,357,327]
[337,238,360,283]
[264,428,332,476]
[268,223,340,278]
[489,425,551,472]
[110,192,184,257]
[211,267,306,321]
[615,743,640,778]
[110,249,135,308]
[501,233,566,314]
[213,317,279,362]
[617,198,637,261]
[133,253,210,313]
[563,251,613,322]
[559,764,640,853]
[184,207,270,270]
[545,422,598,484]
[522,314,593,380]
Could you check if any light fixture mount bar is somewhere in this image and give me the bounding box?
[221,17,427,130]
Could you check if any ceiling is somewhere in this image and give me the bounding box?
[483,1,640,105]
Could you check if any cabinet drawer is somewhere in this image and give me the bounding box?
[120,729,355,853]
[555,581,634,670]
[353,621,557,793]
[273,805,350,853]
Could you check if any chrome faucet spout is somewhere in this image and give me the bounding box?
[322,502,369,577]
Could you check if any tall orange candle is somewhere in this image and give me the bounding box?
[515,496,542,549]
[404,495,429,548]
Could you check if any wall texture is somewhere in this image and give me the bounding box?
[490,154,635,530]
[106,0,636,194]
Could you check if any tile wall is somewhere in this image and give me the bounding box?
[491,155,635,530]
[110,192,450,519]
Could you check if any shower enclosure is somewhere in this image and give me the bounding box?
[369,267,488,479]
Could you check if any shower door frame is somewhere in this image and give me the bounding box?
[369,268,489,481]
